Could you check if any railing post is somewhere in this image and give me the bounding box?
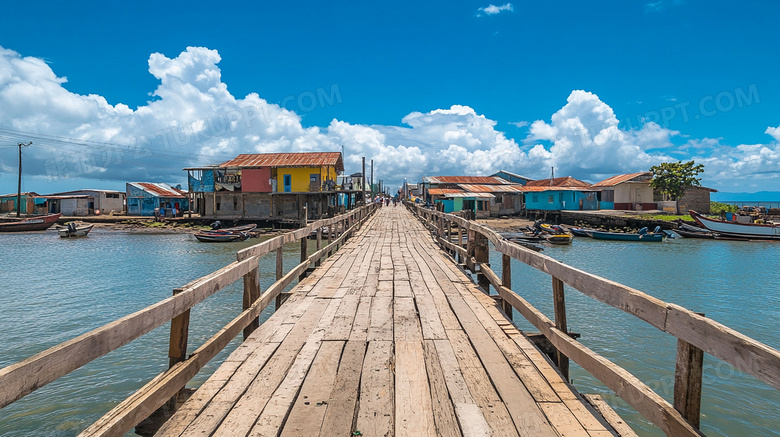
[166,287,190,410]
[674,313,704,429]
[501,254,513,320]
[275,246,284,311]
[168,287,190,368]
[299,206,308,281]
[315,227,322,267]
[474,231,490,293]
[466,229,475,272]
[552,276,569,380]
[447,219,453,256]
[242,264,261,340]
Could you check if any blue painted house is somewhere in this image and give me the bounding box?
[521,177,599,211]
[126,182,188,217]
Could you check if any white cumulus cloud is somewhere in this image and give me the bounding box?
[477,3,513,16]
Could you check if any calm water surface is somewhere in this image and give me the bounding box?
[0,228,778,436]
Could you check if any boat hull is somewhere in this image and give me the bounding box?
[0,213,62,232]
[57,224,94,237]
[590,230,665,242]
[690,210,780,240]
[194,232,248,242]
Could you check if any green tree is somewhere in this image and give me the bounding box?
[649,160,705,214]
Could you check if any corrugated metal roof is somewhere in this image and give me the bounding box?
[458,184,525,193]
[443,192,495,198]
[423,176,511,185]
[129,182,186,198]
[220,152,344,172]
[517,186,596,192]
[428,188,465,195]
[493,170,534,181]
[525,176,591,188]
[591,172,652,188]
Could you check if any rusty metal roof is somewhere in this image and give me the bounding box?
[517,186,596,192]
[525,176,591,188]
[458,184,525,194]
[220,152,344,172]
[423,176,511,185]
[428,188,465,195]
[591,172,652,188]
[129,182,186,198]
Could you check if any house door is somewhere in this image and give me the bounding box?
[309,174,321,192]
[283,174,292,193]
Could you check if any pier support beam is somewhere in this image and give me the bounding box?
[501,254,513,320]
[552,277,569,380]
[315,228,322,267]
[474,232,490,293]
[168,288,190,368]
[674,315,704,429]
[242,265,261,340]
[299,206,308,281]
[275,247,284,311]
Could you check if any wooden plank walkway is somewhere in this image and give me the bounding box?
[155,206,619,436]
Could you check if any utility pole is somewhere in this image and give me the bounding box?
[17,142,32,217]
[361,157,366,204]
[370,159,374,196]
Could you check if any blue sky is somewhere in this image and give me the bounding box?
[0,0,778,195]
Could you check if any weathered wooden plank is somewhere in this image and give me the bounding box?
[422,340,461,437]
[277,340,345,436]
[318,340,367,436]
[367,296,394,342]
[208,298,332,437]
[323,295,361,341]
[349,297,372,342]
[445,293,557,435]
[443,328,519,437]
[395,341,437,436]
[250,299,342,434]
[583,394,639,437]
[356,340,394,437]
[394,297,422,342]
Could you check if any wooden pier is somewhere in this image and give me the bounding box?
[2,202,780,436]
[151,206,618,436]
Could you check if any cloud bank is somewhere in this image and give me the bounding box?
[0,45,777,193]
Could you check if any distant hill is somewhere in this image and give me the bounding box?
[711,191,780,202]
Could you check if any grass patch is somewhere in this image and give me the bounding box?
[634,214,695,222]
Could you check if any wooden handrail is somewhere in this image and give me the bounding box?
[410,203,780,434]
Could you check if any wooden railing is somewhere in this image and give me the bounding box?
[0,203,378,437]
[409,203,780,437]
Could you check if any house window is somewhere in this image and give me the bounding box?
[233,197,238,209]
[532,194,538,203]
[559,193,564,202]
[216,202,221,211]
[548,195,554,203]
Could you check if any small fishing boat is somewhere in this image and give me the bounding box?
[690,210,780,240]
[0,213,62,232]
[589,227,666,242]
[207,223,257,233]
[56,222,94,238]
[569,228,594,238]
[194,231,249,242]
[539,223,574,245]
[545,233,574,245]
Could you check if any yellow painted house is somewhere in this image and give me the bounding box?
[217,152,344,193]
